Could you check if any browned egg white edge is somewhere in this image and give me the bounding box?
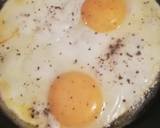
[0,0,160,128]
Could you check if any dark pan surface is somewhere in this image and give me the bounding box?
[0,0,160,128]
[0,0,6,9]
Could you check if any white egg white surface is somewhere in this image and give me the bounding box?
[0,0,160,128]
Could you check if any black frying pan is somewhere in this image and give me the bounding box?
[0,0,160,128]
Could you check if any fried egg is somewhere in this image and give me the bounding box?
[0,0,160,128]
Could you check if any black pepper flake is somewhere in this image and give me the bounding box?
[92,66,95,69]
[88,48,92,51]
[119,53,123,56]
[35,111,39,115]
[141,38,144,42]
[137,45,140,49]
[150,57,154,60]
[47,124,51,128]
[72,18,75,21]
[72,107,75,110]
[57,76,60,79]
[69,42,72,45]
[70,96,73,99]
[106,53,110,60]
[36,45,39,48]
[36,78,40,81]
[128,22,131,25]
[69,26,73,29]
[35,124,39,128]
[127,79,131,84]
[1,44,5,47]
[113,61,118,65]
[31,0,35,3]
[86,102,89,106]
[16,53,21,56]
[136,51,142,56]
[116,38,123,43]
[80,66,84,69]
[43,108,50,116]
[94,116,98,119]
[131,33,135,36]
[0,56,4,62]
[144,1,150,4]
[37,66,40,70]
[92,84,96,88]
[126,52,133,58]
[71,12,74,16]
[118,75,123,80]
[54,6,62,10]
[108,39,124,56]
[23,13,30,17]
[2,20,5,24]
[49,64,53,67]
[136,70,140,74]
[99,73,103,76]
[71,80,75,84]
[73,59,78,64]
[31,113,35,118]
[120,82,123,85]
[59,52,63,55]
[122,99,126,102]
[94,32,98,35]
[111,37,115,40]
[6,46,10,50]
[109,69,113,72]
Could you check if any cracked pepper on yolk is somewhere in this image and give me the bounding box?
[81,0,126,32]
[48,71,103,127]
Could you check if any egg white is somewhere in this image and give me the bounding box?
[0,0,160,128]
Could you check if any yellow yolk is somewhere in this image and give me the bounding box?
[48,71,103,127]
[81,0,126,32]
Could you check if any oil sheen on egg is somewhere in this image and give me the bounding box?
[0,0,160,128]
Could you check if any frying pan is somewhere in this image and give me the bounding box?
[0,0,160,128]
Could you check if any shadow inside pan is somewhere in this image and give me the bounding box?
[0,0,6,9]
[125,87,160,128]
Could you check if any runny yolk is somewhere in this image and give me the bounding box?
[81,0,126,32]
[48,71,103,127]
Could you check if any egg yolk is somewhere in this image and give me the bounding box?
[81,0,126,32]
[48,71,103,127]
